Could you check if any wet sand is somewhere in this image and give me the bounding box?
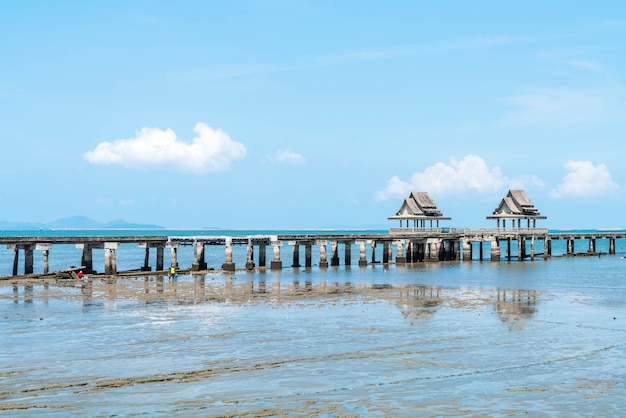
[2,266,626,416]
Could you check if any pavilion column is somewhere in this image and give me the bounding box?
[104,242,118,275]
[270,241,282,270]
[246,241,255,270]
[330,241,340,266]
[462,240,472,261]
[318,240,329,268]
[222,238,235,272]
[193,241,208,271]
[358,241,367,267]
[344,241,352,266]
[291,242,300,267]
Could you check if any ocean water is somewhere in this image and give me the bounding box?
[2,230,626,416]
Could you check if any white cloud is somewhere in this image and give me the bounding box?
[502,87,621,125]
[550,160,619,198]
[266,149,306,165]
[84,122,246,174]
[375,155,513,200]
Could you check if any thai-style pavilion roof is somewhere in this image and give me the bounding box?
[487,189,546,220]
[388,192,451,221]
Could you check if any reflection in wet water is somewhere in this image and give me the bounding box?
[495,288,538,330]
[3,261,626,417]
[2,277,542,332]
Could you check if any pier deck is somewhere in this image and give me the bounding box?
[1,229,624,278]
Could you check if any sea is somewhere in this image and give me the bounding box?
[2,229,626,416]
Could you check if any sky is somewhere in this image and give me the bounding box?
[1,1,625,230]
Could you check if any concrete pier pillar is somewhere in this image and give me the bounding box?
[518,239,524,261]
[427,240,439,262]
[270,241,282,270]
[169,244,179,268]
[331,241,340,266]
[142,247,151,271]
[395,241,406,264]
[259,243,267,267]
[43,249,49,274]
[156,246,164,271]
[78,243,95,273]
[506,238,512,261]
[222,238,235,272]
[104,242,118,275]
[291,242,300,267]
[462,240,472,261]
[382,241,390,264]
[317,240,329,268]
[490,239,500,261]
[610,238,615,255]
[479,241,484,261]
[405,241,412,262]
[530,237,535,261]
[246,241,255,270]
[193,241,208,271]
[453,240,461,261]
[589,237,596,253]
[344,242,351,266]
[36,243,52,274]
[545,238,551,258]
[24,245,34,274]
[12,246,19,276]
[358,241,367,267]
[567,238,574,255]
[305,243,312,268]
[370,241,377,264]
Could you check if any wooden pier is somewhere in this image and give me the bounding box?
[2,229,626,278]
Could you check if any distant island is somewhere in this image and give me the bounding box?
[0,215,165,230]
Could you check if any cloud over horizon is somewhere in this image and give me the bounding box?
[550,160,619,198]
[375,154,545,201]
[84,122,246,174]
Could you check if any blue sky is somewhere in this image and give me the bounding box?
[1,1,625,229]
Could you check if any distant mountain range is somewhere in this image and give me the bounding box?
[0,216,165,230]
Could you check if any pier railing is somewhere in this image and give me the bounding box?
[463,228,549,237]
[389,228,457,235]
[389,227,548,236]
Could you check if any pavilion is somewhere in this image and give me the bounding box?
[487,189,546,228]
[388,192,451,228]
